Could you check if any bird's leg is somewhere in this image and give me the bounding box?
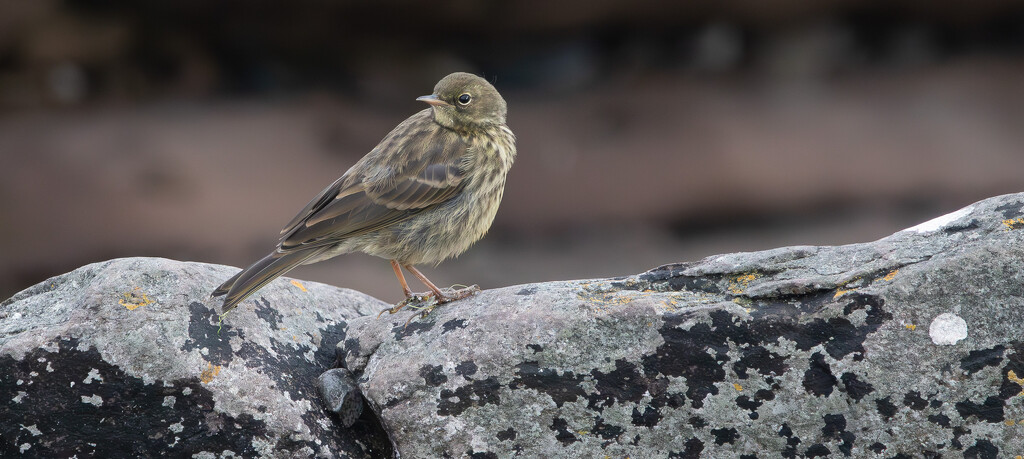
[377,262,480,319]
[403,264,479,304]
[391,260,414,299]
[378,260,419,317]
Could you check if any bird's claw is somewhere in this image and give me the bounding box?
[436,284,480,303]
[376,292,431,318]
[375,285,481,322]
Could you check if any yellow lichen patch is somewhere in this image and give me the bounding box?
[728,273,762,294]
[659,297,687,312]
[595,293,634,307]
[290,279,308,292]
[577,285,697,312]
[732,296,754,311]
[118,287,154,311]
[736,273,759,283]
[733,383,743,391]
[200,362,221,384]
[833,288,854,300]
[576,289,635,309]
[1008,370,1024,396]
[905,324,917,331]
[1003,218,1024,230]
[881,269,899,282]
[1006,419,1017,426]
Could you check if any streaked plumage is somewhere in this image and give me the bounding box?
[212,72,516,312]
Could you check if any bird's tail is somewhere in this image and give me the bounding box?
[211,248,325,312]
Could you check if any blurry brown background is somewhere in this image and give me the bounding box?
[2,1,1023,303]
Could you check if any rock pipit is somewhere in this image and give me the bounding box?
[212,72,516,314]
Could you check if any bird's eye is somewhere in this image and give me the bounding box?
[457,93,472,105]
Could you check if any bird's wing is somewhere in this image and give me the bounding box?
[277,115,469,250]
[278,175,349,237]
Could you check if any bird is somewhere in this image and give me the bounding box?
[212,72,516,314]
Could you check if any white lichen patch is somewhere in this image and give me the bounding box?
[163,395,176,408]
[251,437,274,457]
[81,394,104,406]
[22,424,42,436]
[84,368,103,384]
[903,206,973,233]
[929,313,968,345]
[444,417,467,440]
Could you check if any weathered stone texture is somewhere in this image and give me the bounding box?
[6,193,1024,457]
[1,257,391,457]
[341,193,1024,457]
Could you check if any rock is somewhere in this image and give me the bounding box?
[340,192,1024,457]
[318,368,364,428]
[7,193,1024,457]
[0,257,391,457]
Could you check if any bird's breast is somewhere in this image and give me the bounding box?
[359,125,515,266]
[408,128,515,264]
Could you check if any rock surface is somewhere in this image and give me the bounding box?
[6,193,1024,458]
[341,192,1024,458]
[318,368,365,428]
[0,257,391,457]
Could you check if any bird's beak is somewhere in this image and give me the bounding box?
[416,94,450,107]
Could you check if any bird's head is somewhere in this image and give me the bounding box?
[417,72,507,130]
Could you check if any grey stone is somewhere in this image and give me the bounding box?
[1,257,391,457]
[340,192,1024,457]
[318,368,364,428]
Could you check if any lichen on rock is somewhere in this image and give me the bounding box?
[340,192,1024,457]
[1,257,391,457]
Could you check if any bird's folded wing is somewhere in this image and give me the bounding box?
[278,175,349,237]
[278,140,468,250]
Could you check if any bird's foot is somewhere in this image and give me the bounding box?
[431,284,480,305]
[375,285,480,323]
[376,292,434,318]
[398,285,478,327]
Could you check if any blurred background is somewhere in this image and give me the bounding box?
[2,0,1023,303]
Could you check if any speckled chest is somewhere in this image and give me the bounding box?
[423,128,515,258]
[373,126,515,264]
